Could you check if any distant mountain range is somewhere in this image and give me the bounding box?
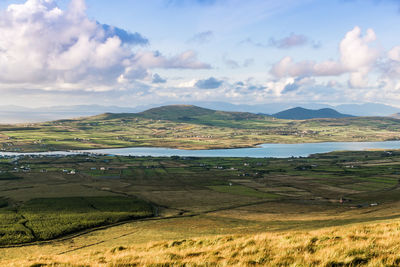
[167,101,400,117]
[0,102,399,123]
[272,107,353,120]
[0,105,140,124]
[391,113,400,119]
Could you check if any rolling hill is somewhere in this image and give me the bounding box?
[137,105,265,121]
[99,105,269,129]
[272,107,353,120]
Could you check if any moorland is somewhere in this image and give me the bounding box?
[1,105,400,152]
[1,150,400,265]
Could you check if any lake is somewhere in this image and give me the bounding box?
[2,141,400,158]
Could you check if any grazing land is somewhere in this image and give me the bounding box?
[1,105,400,152]
[1,150,400,265]
[10,219,400,266]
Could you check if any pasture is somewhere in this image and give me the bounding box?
[1,151,400,265]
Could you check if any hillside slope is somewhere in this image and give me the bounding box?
[7,218,400,266]
[273,107,353,120]
[137,104,266,122]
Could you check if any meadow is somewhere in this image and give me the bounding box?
[0,150,400,265]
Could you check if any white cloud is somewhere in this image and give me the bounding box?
[0,0,210,91]
[388,46,400,62]
[340,27,378,88]
[270,27,379,88]
[339,27,377,70]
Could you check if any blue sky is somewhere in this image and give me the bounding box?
[0,0,399,108]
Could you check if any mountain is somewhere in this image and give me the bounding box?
[151,101,400,117]
[391,113,400,119]
[151,101,336,115]
[0,105,141,124]
[1,102,398,124]
[334,103,400,117]
[96,105,271,130]
[138,105,216,120]
[136,105,265,122]
[272,107,353,120]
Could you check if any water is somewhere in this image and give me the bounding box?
[78,141,400,158]
[2,141,399,158]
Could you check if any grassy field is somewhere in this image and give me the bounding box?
[0,196,153,245]
[0,151,400,265]
[6,218,400,266]
[1,105,400,152]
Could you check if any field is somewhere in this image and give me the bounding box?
[0,197,153,245]
[1,150,400,265]
[7,219,400,266]
[1,105,400,152]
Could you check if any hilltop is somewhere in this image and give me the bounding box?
[273,107,353,120]
[97,105,269,129]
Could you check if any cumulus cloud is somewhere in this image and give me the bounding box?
[388,46,400,62]
[102,24,148,45]
[379,46,400,81]
[195,77,223,89]
[281,76,315,94]
[270,57,343,77]
[270,27,379,88]
[0,0,210,91]
[152,73,167,84]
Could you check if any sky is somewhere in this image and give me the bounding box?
[0,0,400,108]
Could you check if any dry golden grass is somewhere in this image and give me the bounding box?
[4,218,400,267]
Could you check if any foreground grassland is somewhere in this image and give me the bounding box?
[6,219,400,266]
[1,105,400,151]
[0,150,400,266]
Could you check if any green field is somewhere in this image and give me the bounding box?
[1,105,400,152]
[0,151,400,265]
[0,196,153,245]
[0,150,400,248]
[208,185,279,198]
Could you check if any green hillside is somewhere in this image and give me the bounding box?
[273,107,353,120]
[138,105,216,120]
[136,105,268,128]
